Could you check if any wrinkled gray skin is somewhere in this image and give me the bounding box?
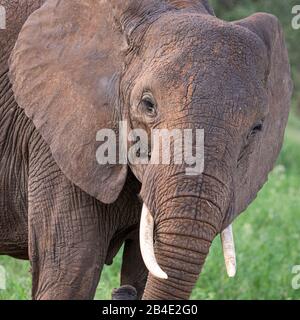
[0,0,146,300]
[0,0,292,300]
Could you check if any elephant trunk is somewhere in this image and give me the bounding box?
[141,205,217,299]
[140,169,233,300]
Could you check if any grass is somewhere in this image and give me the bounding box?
[0,111,300,300]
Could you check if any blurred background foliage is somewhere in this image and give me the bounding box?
[0,0,299,300]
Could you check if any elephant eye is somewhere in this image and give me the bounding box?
[249,120,264,138]
[140,93,157,117]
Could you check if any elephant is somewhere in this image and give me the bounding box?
[0,0,292,300]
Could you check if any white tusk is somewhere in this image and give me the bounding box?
[139,204,168,280]
[221,224,236,278]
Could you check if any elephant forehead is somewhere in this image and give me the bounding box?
[144,13,267,76]
[143,50,267,120]
[139,17,267,114]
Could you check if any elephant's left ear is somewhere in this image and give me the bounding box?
[9,0,128,204]
[233,13,293,215]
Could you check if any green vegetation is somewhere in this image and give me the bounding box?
[0,0,299,300]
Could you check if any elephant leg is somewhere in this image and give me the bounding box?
[30,242,105,300]
[115,229,148,300]
[28,142,115,300]
[28,185,110,299]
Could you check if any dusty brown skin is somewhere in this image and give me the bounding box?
[0,0,292,299]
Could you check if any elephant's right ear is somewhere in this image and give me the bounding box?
[232,13,293,216]
[9,0,130,204]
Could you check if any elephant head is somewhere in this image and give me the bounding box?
[9,0,292,299]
